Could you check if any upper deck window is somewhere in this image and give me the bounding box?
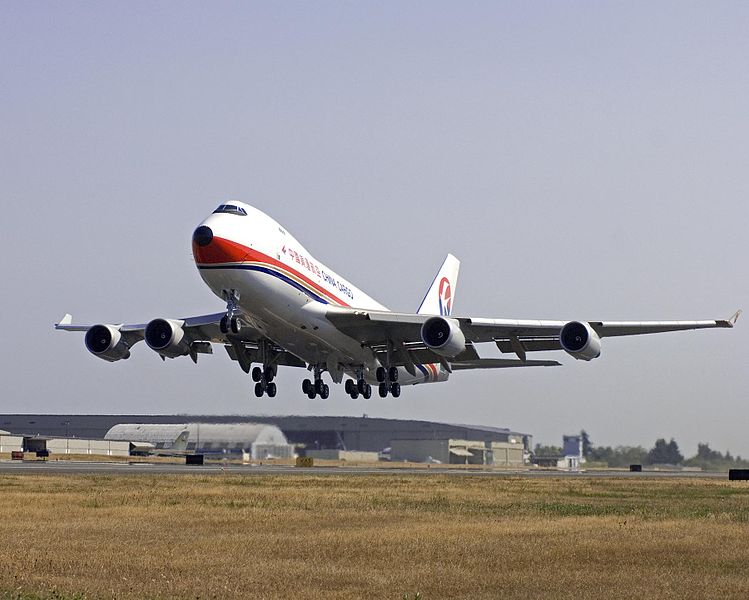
[213,204,247,216]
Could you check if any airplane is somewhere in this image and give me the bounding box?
[127,430,191,457]
[56,201,740,400]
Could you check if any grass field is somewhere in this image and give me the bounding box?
[1,473,748,599]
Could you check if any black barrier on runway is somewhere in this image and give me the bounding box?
[728,469,749,481]
[186,454,204,465]
[629,464,642,472]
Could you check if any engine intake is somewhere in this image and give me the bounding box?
[84,324,130,362]
[145,318,190,358]
[559,321,602,361]
[420,316,466,357]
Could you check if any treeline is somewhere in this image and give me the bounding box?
[534,430,749,470]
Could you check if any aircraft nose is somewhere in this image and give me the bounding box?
[193,226,213,247]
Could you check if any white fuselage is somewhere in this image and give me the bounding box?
[192,203,444,385]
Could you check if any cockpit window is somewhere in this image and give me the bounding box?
[213,204,247,216]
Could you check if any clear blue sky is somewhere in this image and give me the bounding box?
[1,2,747,455]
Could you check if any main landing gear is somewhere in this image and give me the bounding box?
[343,368,373,399]
[219,289,242,334]
[252,365,277,398]
[375,366,401,398]
[302,365,329,399]
[344,378,372,399]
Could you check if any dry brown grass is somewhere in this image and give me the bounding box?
[0,473,748,599]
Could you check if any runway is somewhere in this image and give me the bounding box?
[0,459,729,478]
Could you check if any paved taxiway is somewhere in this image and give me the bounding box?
[0,460,728,478]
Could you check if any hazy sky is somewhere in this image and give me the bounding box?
[2,2,747,455]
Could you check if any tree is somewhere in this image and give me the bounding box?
[696,443,722,461]
[580,429,592,459]
[647,438,683,465]
[534,444,562,457]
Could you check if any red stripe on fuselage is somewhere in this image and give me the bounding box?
[193,237,351,307]
[426,363,439,381]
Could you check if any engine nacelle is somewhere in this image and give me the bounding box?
[84,324,130,362]
[420,316,466,357]
[144,318,190,359]
[559,321,602,361]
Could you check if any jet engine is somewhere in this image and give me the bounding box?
[420,316,466,357]
[84,324,130,362]
[144,318,190,359]
[559,321,602,361]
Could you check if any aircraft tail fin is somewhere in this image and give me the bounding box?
[417,254,460,316]
[171,430,190,452]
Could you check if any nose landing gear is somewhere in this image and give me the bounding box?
[220,289,242,334]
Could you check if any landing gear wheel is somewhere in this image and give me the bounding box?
[315,379,325,396]
[362,384,372,399]
[252,367,263,382]
[230,317,241,334]
[220,316,229,334]
[264,367,275,383]
[266,382,277,398]
[307,389,316,399]
[302,379,313,395]
[357,379,367,394]
[388,366,399,382]
[376,367,386,383]
[345,379,355,395]
[390,382,401,398]
[254,382,264,397]
[350,389,359,399]
[320,384,329,400]
[378,382,388,398]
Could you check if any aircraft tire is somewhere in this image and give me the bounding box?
[264,368,274,383]
[230,317,241,334]
[220,316,229,334]
[321,384,329,399]
[254,382,264,397]
[345,379,355,395]
[357,379,366,394]
[390,382,401,398]
[376,367,386,383]
[266,382,277,398]
[252,367,263,382]
[362,384,372,399]
[302,379,312,394]
[307,389,316,399]
[388,366,399,382]
[315,379,325,395]
[378,382,388,398]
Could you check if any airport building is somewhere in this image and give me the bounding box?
[390,438,524,466]
[0,414,532,463]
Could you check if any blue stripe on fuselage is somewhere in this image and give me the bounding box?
[415,363,430,382]
[198,264,330,305]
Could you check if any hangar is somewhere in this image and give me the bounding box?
[104,423,293,459]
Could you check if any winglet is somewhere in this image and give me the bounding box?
[716,309,742,328]
[58,314,73,326]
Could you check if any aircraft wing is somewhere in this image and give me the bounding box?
[55,313,306,371]
[325,307,740,365]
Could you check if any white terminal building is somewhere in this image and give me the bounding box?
[104,422,294,459]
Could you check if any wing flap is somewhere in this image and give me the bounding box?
[451,358,561,370]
